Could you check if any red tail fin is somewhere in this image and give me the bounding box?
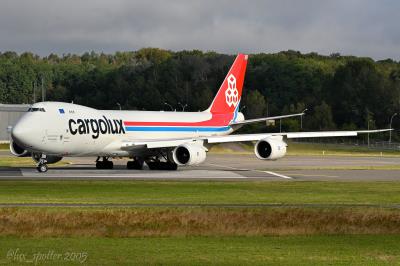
[207,54,248,114]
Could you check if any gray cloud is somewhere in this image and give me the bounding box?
[0,0,398,60]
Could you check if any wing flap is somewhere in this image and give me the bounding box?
[285,129,391,139]
[206,133,273,143]
[285,131,357,138]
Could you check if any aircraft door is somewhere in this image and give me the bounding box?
[46,129,63,143]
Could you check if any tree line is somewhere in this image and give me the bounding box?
[0,48,399,140]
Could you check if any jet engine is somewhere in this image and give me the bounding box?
[170,143,207,166]
[32,153,63,164]
[9,140,30,157]
[254,137,287,160]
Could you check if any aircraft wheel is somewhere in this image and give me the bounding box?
[37,164,48,173]
[127,160,143,170]
[147,161,178,170]
[146,162,157,170]
[106,161,114,169]
[167,162,178,170]
[96,161,103,169]
[96,159,113,169]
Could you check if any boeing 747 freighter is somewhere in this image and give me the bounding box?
[10,54,390,172]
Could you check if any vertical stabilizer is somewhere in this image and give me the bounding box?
[207,54,248,114]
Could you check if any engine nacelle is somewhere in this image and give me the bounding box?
[254,137,287,160]
[32,153,63,164]
[9,140,30,157]
[170,144,207,166]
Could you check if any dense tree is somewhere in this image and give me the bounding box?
[307,101,336,130]
[329,59,388,128]
[243,90,266,118]
[0,49,398,140]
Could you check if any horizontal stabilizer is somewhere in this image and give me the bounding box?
[230,112,305,126]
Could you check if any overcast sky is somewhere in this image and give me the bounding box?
[0,0,398,60]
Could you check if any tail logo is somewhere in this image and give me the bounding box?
[225,74,239,107]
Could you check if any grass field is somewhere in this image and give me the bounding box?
[0,156,39,167]
[209,142,400,157]
[1,180,400,205]
[1,180,400,265]
[2,207,400,237]
[2,180,400,237]
[261,165,400,171]
[0,156,69,167]
[1,150,400,264]
[287,142,400,157]
[1,235,400,265]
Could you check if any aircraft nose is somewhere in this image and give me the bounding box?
[11,122,31,146]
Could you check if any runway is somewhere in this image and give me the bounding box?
[0,153,399,181]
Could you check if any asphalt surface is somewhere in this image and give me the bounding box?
[0,152,399,181]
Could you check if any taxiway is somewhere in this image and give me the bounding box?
[0,153,399,181]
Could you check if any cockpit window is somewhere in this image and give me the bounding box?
[28,107,46,112]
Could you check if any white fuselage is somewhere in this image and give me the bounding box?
[12,102,243,157]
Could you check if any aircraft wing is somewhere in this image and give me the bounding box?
[121,129,392,149]
[230,112,304,126]
[206,129,391,143]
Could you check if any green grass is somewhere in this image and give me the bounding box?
[210,142,400,157]
[287,142,400,157]
[261,165,400,171]
[1,180,400,205]
[0,143,8,150]
[0,157,37,167]
[0,157,69,167]
[1,235,400,265]
[1,180,400,264]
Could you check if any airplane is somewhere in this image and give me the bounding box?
[10,54,391,172]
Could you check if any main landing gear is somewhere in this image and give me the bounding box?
[146,161,178,170]
[94,154,178,171]
[145,153,178,170]
[127,157,144,170]
[96,157,114,169]
[126,154,178,170]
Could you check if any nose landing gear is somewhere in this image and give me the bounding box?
[36,156,48,173]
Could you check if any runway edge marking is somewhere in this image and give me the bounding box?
[206,163,293,179]
[19,169,248,179]
[261,171,293,179]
